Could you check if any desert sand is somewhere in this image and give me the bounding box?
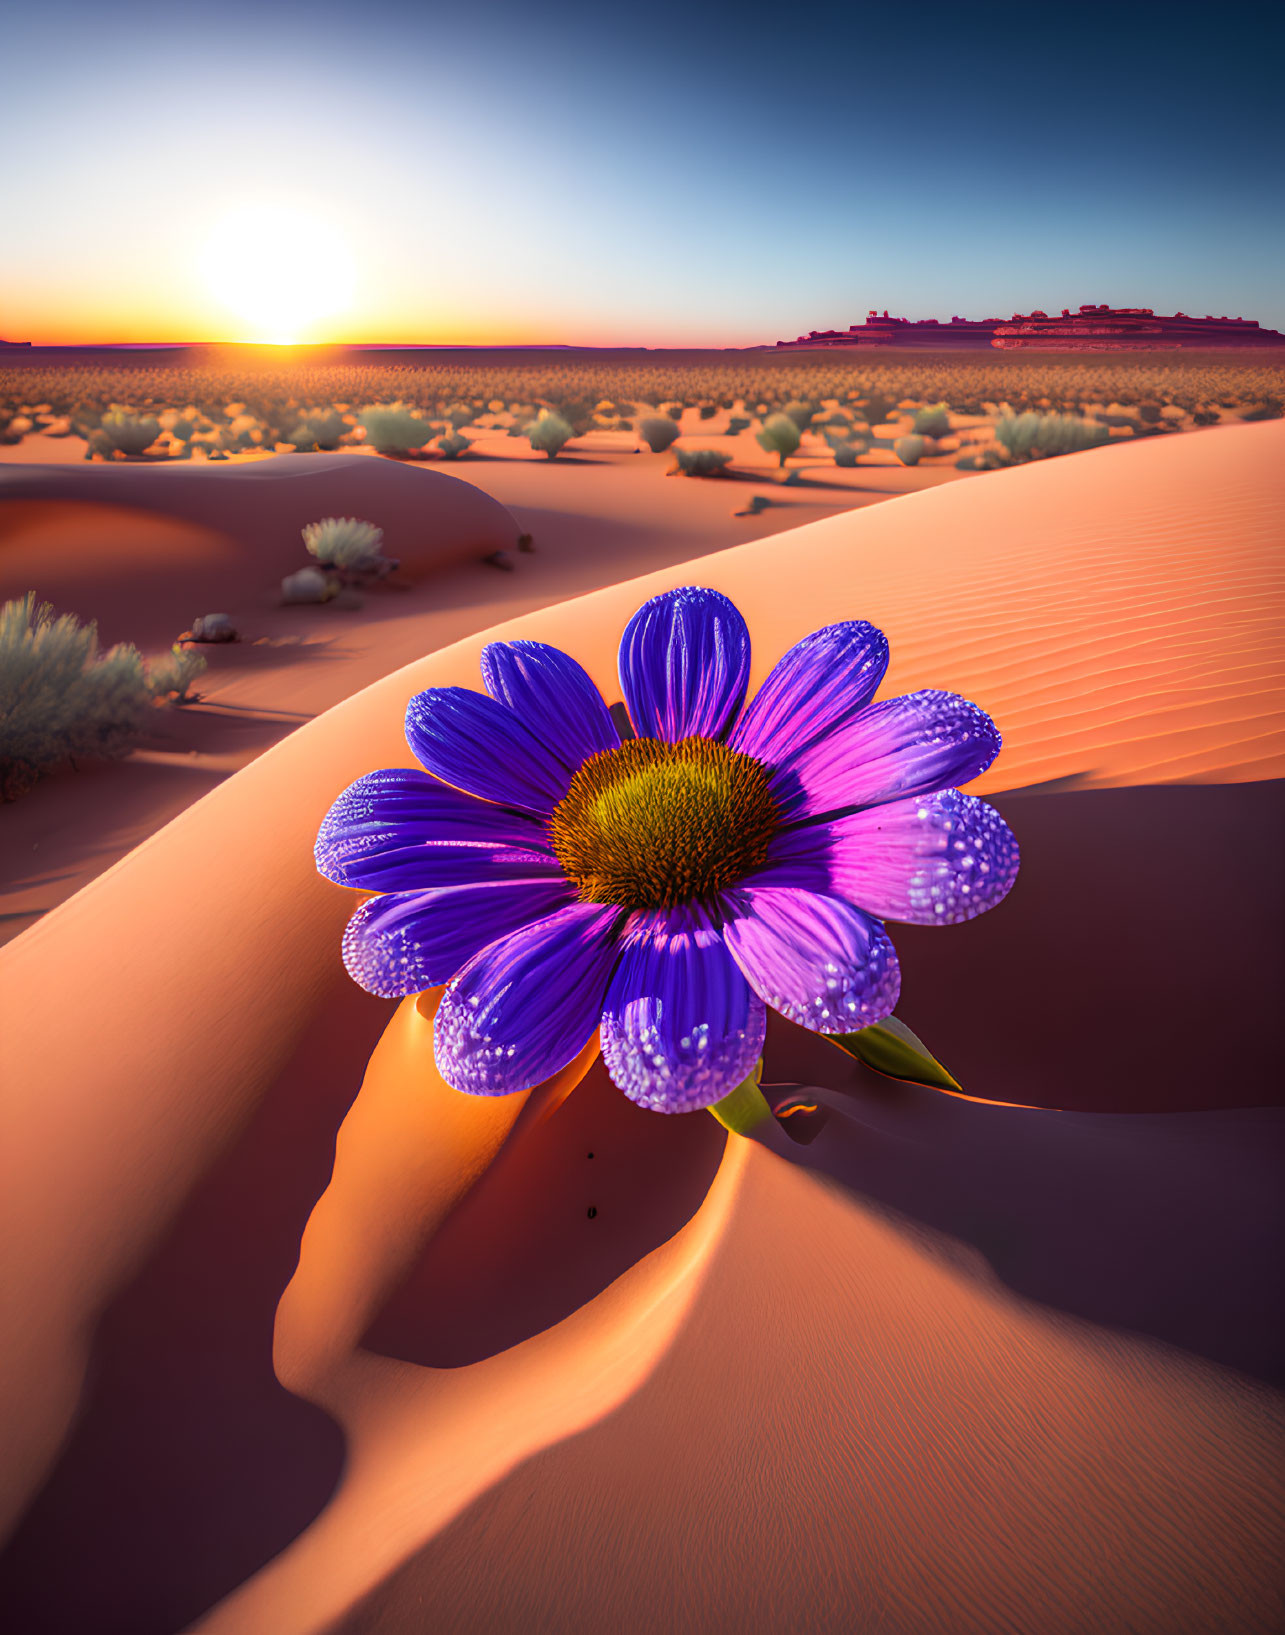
[1,432,944,945]
[4,417,1281,945]
[1,421,1282,1633]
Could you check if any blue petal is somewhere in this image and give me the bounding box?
[763,789,1020,925]
[341,877,577,998]
[729,621,889,767]
[599,905,766,1113]
[720,885,900,1034]
[316,767,555,891]
[618,586,751,743]
[434,902,622,1095]
[481,640,619,772]
[771,690,1002,823]
[405,687,575,815]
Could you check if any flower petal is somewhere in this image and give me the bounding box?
[618,586,751,742]
[341,877,577,998]
[772,690,1001,822]
[316,767,555,891]
[480,639,619,772]
[329,845,563,896]
[434,902,622,1095]
[764,790,1020,925]
[405,687,574,814]
[729,620,889,766]
[721,886,900,1034]
[599,905,766,1113]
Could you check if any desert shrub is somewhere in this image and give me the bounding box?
[146,644,207,703]
[756,412,802,466]
[442,402,475,431]
[638,415,681,452]
[671,448,732,477]
[357,403,434,455]
[284,421,321,452]
[859,394,896,429]
[0,593,153,799]
[436,432,472,459]
[1192,408,1221,426]
[302,516,391,574]
[894,434,926,466]
[0,412,29,445]
[98,407,161,455]
[6,354,1279,477]
[543,398,597,436]
[698,404,717,420]
[1240,401,1283,421]
[995,412,1110,461]
[780,400,817,432]
[658,401,685,422]
[524,410,575,459]
[829,439,866,468]
[912,403,951,438]
[725,415,751,436]
[286,410,346,451]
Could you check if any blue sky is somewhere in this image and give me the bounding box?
[3,0,1282,343]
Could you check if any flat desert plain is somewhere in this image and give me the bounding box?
[0,420,1282,1635]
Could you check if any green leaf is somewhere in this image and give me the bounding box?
[828,1015,963,1093]
[707,1057,774,1134]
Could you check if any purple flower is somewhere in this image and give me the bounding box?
[317,587,1019,1113]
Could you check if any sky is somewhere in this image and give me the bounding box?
[3,0,1283,346]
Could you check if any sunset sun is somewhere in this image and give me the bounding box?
[199,201,355,345]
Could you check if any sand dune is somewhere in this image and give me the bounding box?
[0,453,523,647]
[1,421,1282,1633]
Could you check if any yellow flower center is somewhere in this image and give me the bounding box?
[549,735,780,911]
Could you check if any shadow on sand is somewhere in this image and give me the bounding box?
[756,778,1285,1389]
[0,974,393,1635]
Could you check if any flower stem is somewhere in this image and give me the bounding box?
[707,1058,773,1135]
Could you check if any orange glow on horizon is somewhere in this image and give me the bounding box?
[0,278,754,351]
[1,306,657,350]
